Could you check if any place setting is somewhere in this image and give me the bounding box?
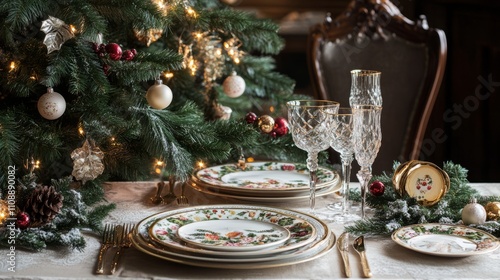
[128,204,336,269]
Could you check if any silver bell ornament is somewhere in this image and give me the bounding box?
[461,198,487,225]
[146,79,173,109]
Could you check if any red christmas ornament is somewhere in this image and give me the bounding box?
[245,112,257,124]
[121,49,135,61]
[16,212,30,229]
[131,49,137,56]
[369,180,385,196]
[105,43,122,60]
[271,117,289,137]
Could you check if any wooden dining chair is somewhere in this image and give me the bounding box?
[307,0,447,175]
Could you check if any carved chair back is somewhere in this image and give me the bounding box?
[307,0,447,174]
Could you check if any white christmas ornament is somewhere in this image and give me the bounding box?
[146,79,173,109]
[37,87,66,120]
[462,198,487,225]
[222,71,245,98]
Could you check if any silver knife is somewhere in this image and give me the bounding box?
[337,232,351,277]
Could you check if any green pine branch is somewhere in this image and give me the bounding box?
[346,162,500,238]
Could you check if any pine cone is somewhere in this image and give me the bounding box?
[24,185,64,228]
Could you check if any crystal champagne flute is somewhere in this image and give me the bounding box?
[352,105,382,219]
[327,108,358,222]
[287,100,339,213]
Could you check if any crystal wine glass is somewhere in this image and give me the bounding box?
[327,107,358,222]
[287,100,339,213]
[352,105,382,219]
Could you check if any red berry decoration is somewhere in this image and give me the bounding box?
[121,49,135,61]
[105,43,122,60]
[131,49,137,56]
[245,112,257,124]
[272,117,289,137]
[369,180,385,196]
[16,212,30,229]
[102,64,110,75]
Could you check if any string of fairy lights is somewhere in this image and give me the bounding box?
[1,0,248,183]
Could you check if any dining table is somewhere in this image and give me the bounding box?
[2,181,500,280]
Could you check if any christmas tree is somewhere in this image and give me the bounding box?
[0,0,312,250]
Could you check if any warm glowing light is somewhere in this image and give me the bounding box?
[234,57,240,64]
[164,72,174,79]
[155,168,162,174]
[156,160,164,166]
[247,157,255,162]
[34,160,40,169]
[185,7,198,18]
[78,126,85,135]
[269,106,275,113]
[70,25,77,34]
[193,32,203,40]
[188,57,197,76]
[197,161,206,169]
[9,61,16,71]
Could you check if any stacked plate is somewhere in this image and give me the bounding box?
[130,204,336,269]
[188,161,340,202]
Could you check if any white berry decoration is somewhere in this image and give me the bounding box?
[37,87,66,120]
[146,79,173,109]
[223,71,245,98]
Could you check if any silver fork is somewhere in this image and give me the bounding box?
[96,224,114,274]
[176,182,189,206]
[110,223,134,274]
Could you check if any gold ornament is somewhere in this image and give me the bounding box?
[0,199,9,226]
[461,198,487,225]
[134,29,163,46]
[485,201,500,221]
[392,160,450,207]
[40,16,75,54]
[195,33,224,85]
[257,115,275,133]
[71,139,105,184]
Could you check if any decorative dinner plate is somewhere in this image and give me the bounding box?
[176,219,290,252]
[130,205,335,268]
[194,162,336,193]
[391,223,500,257]
[148,205,317,256]
[189,180,340,202]
[130,227,335,269]
[392,161,450,206]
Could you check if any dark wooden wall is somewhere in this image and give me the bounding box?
[236,0,500,182]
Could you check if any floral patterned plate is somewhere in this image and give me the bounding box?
[189,179,339,202]
[177,219,290,252]
[130,204,334,267]
[130,225,335,269]
[194,162,337,194]
[391,223,500,257]
[149,205,318,256]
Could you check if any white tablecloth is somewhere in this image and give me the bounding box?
[1,182,500,279]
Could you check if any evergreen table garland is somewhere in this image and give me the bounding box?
[0,174,114,251]
[346,162,500,238]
